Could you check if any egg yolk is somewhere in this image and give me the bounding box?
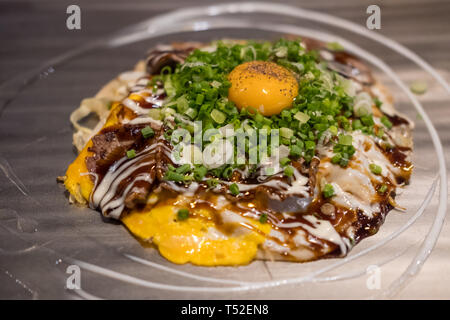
[228,61,299,116]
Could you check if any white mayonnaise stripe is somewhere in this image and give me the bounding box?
[122,98,149,116]
[122,87,165,116]
[104,174,154,219]
[99,160,156,209]
[303,215,347,255]
[331,183,379,218]
[124,116,162,126]
[91,152,149,207]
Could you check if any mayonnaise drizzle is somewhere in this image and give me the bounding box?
[302,215,348,255]
[90,138,171,217]
[122,98,150,116]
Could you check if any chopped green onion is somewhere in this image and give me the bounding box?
[126,149,136,159]
[327,42,344,51]
[185,108,197,119]
[210,80,222,88]
[328,125,338,136]
[164,171,184,182]
[195,94,204,105]
[148,108,162,120]
[378,184,388,194]
[380,116,393,129]
[176,95,189,113]
[176,164,192,174]
[229,183,240,196]
[322,184,335,198]
[162,107,176,118]
[294,111,310,124]
[254,113,265,124]
[355,107,369,117]
[374,98,382,108]
[280,157,291,166]
[177,208,190,221]
[155,39,376,177]
[369,163,382,175]
[331,153,342,164]
[193,166,208,181]
[284,165,294,177]
[206,178,219,188]
[338,135,353,146]
[376,127,385,138]
[259,213,268,224]
[289,145,302,157]
[339,158,349,167]
[211,109,226,124]
[305,140,315,150]
[141,126,155,139]
[410,81,428,95]
[163,76,176,98]
[360,115,374,126]
[262,124,271,133]
[222,166,233,179]
[280,127,294,139]
[352,119,363,130]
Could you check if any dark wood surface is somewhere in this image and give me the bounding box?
[0,0,449,299]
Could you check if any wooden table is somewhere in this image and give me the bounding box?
[0,0,449,299]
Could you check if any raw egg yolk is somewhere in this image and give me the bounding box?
[228,61,299,116]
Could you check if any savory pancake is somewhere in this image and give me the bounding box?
[62,38,413,265]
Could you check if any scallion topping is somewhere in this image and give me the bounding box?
[280,157,291,166]
[289,145,302,158]
[185,108,198,120]
[222,166,233,179]
[148,108,162,120]
[380,116,393,129]
[193,165,208,181]
[206,178,219,188]
[410,81,428,95]
[126,149,136,159]
[369,163,382,175]
[176,164,192,174]
[378,184,388,194]
[338,134,353,146]
[294,111,310,124]
[141,126,155,139]
[284,165,294,177]
[211,109,226,124]
[259,213,268,224]
[280,127,294,139]
[156,38,392,184]
[177,208,190,220]
[229,183,240,196]
[164,171,184,182]
[322,184,335,198]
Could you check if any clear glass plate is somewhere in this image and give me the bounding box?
[0,3,447,299]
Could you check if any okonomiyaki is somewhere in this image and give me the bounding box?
[61,38,413,266]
